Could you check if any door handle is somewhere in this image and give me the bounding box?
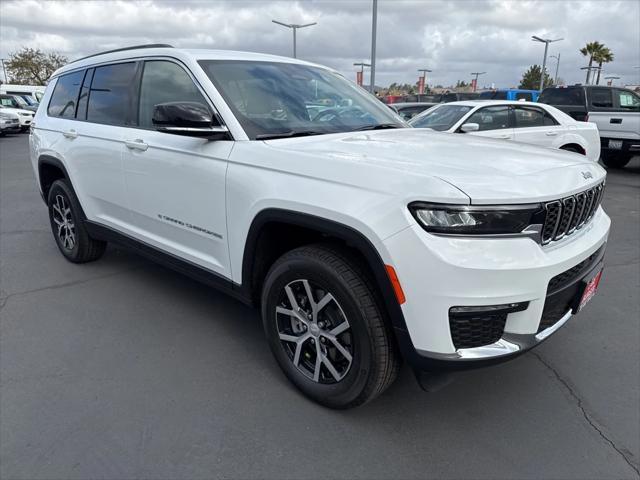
[610,118,622,124]
[545,131,559,136]
[62,129,78,139]
[125,139,148,151]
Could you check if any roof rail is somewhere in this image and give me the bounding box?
[69,44,174,64]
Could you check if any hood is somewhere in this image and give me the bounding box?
[0,107,33,116]
[264,128,606,204]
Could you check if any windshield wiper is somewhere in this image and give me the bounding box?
[256,130,326,140]
[352,123,403,131]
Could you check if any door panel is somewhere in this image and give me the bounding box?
[122,59,233,276]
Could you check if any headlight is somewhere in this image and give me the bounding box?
[409,202,545,235]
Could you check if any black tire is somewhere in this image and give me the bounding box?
[20,126,29,133]
[601,151,631,169]
[261,244,400,409]
[47,179,106,263]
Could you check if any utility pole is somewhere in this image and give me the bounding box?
[271,20,317,58]
[370,0,378,94]
[531,35,563,91]
[354,62,371,87]
[604,75,620,87]
[470,72,486,92]
[550,53,561,85]
[417,68,432,95]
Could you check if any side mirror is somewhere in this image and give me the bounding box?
[460,122,480,133]
[152,102,229,139]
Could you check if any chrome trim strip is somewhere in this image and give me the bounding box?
[535,310,572,341]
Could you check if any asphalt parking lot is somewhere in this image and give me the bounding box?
[1,133,638,479]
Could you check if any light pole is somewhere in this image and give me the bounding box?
[417,68,432,95]
[271,20,317,58]
[531,35,563,91]
[580,66,600,84]
[369,0,378,94]
[470,71,486,92]
[550,53,561,85]
[354,62,371,87]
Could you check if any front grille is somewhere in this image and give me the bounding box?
[539,246,605,332]
[541,182,605,245]
[450,313,507,349]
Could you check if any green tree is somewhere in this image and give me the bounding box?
[519,65,552,90]
[593,47,614,85]
[580,41,605,84]
[5,47,67,85]
[455,80,469,88]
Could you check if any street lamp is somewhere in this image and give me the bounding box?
[550,53,561,85]
[272,20,317,58]
[354,62,371,87]
[470,71,486,92]
[604,75,620,86]
[580,65,600,84]
[417,68,432,95]
[532,35,563,91]
[369,0,378,94]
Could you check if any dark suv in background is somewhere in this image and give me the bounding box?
[538,86,640,168]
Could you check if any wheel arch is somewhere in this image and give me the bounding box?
[37,155,71,204]
[240,208,409,336]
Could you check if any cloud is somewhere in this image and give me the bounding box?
[0,0,638,87]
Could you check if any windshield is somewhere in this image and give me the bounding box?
[12,96,28,107]
[409,104,473,131]
[20,95,37,106]
[0,96,19,108]
[198,60,405,139]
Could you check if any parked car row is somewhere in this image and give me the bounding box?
[0,94,36,132]
[0,109,21,135]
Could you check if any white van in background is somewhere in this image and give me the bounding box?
[0,84,46,104]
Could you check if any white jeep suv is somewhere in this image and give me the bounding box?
[30,45,610,408]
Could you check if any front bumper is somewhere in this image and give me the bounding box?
[383,207,610,371]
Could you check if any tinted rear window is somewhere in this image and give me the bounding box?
[515,92,533,101]
[47,70,84,118]
[538,88,585,106]
[589,88,613,108]
[87,62,137,126]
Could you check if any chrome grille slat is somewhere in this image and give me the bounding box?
[542,181,604,245]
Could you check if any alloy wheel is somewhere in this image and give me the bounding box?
[52,194,76,251]
[276,279,353,383]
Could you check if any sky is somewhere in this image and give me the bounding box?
[1,0,639,89]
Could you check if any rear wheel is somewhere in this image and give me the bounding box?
[560,145,583,155]
[261,244,399,409]
[47,179,106,263]
[601,151,631,169]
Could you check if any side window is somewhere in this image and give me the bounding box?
[515,92,533,101]
[513,106,553,128]
[493,91,508,100]
[465,106,511,131]
[47,70,84,118]
[589,88,613,108]
[75,69,94,120]
[616,89,640,111]
[138,60,210,129]
[87,62,137,126]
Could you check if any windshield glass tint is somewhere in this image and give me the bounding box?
[198,60,403,139]
[409,105,472,131]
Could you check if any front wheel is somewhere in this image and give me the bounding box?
[261,244,400,409]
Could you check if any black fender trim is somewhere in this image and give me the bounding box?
[37,155,71,204]
[240,209,414,340]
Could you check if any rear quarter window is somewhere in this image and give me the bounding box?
[589,88,614,108]
[47,70,85,118]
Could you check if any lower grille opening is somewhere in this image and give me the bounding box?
[449,302,528,350]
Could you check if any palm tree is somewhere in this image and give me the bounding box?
[593,47,614,85]
[580,41,605,84]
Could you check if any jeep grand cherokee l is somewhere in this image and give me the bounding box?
[30,45,610,408]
